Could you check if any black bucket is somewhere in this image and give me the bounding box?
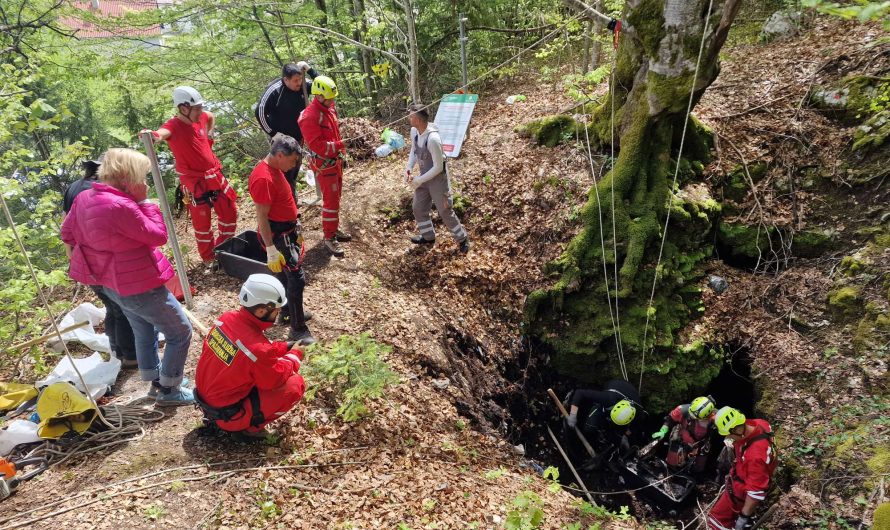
[214,230,269,280]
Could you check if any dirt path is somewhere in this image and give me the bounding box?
[4,81,612,530]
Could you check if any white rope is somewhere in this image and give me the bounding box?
[341,11,587,144]
[608,47,627,377]
[582,124,628,381]
[0,192,115,429]
[638,0,716,394]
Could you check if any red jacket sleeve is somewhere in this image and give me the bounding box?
[667,405,684,425]
[741,441,773,501]
[248,340,297,390]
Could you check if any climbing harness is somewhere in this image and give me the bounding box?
[639,0,716,394]
[193,387,266,428]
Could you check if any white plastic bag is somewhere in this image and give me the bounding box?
[47,302,110,353]
[36,352,121,398]
[0,420,41,456]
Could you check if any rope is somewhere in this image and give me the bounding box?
[340,11,588,145]
[638,0,715,394]
[607,31,628,380]
[581,123,628,381]
[19,402,165,467]
[0,192,114,429]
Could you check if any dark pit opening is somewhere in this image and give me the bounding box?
[494,340,760,519]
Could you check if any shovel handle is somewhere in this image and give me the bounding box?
[547,388,570,418]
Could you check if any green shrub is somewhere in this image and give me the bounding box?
[302,333,399,421]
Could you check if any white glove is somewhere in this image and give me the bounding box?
[296,61,310,73]
[566,412,578,429]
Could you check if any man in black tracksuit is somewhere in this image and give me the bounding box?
[255,62,319,200]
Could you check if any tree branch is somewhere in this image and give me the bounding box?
[224,9,410,72]
[425,23,556,52]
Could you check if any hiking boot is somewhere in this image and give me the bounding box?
[325,238,345,257]
[288,327,316,346]
[458,237,470,254]
[148,377,190,398]
[334,230,352,242]
[203,259,220,273]
[231,426,277,443]
[277,309,312,326]
[154,386,195,407]
[410,235,435,245]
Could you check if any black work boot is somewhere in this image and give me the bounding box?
[288,326,315,346]
[458,237,470,254]
[334,230,352,242]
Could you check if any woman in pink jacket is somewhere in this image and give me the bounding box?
[61,148,194,406]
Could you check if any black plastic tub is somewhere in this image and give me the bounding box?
[214,230,269,280]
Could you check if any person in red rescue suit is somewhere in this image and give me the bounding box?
[298,75,352,257]
[195,274,305,438]
[708,407,778,530]
[651,395,718,473]
[249,134,315,346]
[143,86,237,265]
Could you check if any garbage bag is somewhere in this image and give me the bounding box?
[375,144,394,158]
[0,420,40,456]
[36,352,120,399]
[46,302,110,354]
[381,128,406,150]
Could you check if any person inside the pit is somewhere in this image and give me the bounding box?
[194,274,306,441]
[565,378,643,454]
[651,395,717,473]
[707,407,777,530]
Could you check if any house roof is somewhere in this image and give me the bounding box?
[62,1,167,39]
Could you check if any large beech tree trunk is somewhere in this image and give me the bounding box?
[526,0,741,408]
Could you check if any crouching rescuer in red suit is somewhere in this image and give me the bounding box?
[708,407,778,530]
[194,274,305,439]
[298,75,352,257]
[143,86,238,265]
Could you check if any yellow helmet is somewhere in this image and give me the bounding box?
[610,400,636,426]
[689,396,716,420]
[35,382,99,439]
[311,75,338,99]
[715,406,746,436]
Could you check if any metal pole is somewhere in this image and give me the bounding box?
[458,13,468,90]
[140,131,194,309]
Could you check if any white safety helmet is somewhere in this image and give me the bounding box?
[172,86,205,107]
[239,274,287,308]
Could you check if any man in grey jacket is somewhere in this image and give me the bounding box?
[405,104,469,253]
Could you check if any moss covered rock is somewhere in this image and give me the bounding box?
[717,221,777,262]
[516,115,579,147]
[793,228,836,258]
[827,286,863,319]
[875,503,890,530]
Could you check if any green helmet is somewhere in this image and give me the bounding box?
[689,396,716,420]
[715,406,746,436]
[610,400,636,426]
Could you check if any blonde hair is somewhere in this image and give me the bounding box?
[98,148,151,190]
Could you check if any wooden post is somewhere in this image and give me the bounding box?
[4,321,90,354]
